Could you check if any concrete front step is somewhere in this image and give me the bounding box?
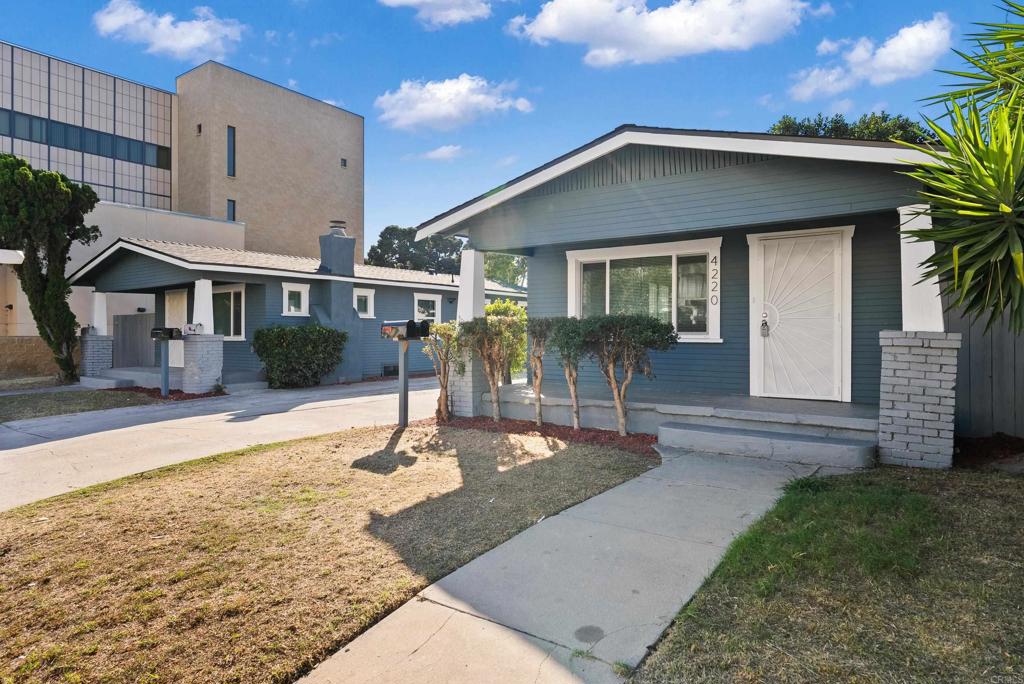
[658,422,876,469]
[80,376,135,389]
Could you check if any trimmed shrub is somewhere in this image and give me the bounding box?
[252,324,347,389]
[549,317,587,431]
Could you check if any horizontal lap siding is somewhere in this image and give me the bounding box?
[465,153,917,252]
[356,286,458,378]
[527,212,901,402]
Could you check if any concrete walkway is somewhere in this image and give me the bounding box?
[0,377,438,511]
[303,447,815,684]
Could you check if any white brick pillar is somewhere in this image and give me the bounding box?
[182,334,223,394]
[192,279,215,334]
[898,205,945,332]
[80,331,113,377]
[453,248,487,418]
[878,331,962,469]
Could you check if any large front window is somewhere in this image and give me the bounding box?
[568,237,722,342]
[212,284,244,340]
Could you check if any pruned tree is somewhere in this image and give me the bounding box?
[0,154,99,382]
[526,317,554,426]
[549,317,586,431]
[484,252,527,288]
[422,321,460,422]
[581,314,677,436]
[485,298,527,384]
[459,314,527,422]
[365,225,463,274]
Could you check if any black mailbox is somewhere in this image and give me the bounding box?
[381,320,430,341]
[150,327,182,341]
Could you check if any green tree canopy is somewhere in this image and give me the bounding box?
[484,253,527,288]
[768,112,931,143]
[0,154,99,381]
[365,225,463,274]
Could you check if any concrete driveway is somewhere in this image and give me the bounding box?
[303,447,815,684]
[0,377,438,511]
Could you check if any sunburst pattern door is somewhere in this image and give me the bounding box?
[757,233,842,400]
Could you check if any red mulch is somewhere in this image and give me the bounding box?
[956,432,1024,469]
[446,415,660,460]
[104,386,226,401]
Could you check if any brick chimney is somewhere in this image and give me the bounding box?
[319,219,355,277]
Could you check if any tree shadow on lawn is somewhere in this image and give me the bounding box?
[351,428,418,474]
[363,424,653,582]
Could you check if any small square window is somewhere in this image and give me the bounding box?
[282,282,310,317]
[353,288,375,319]
[414,293,442,324]
[340,157,347,168]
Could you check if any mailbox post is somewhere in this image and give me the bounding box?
[381,320,430,428]
[150,327,182,397]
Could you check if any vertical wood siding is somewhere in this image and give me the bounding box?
[527,212,901,404]
[943,303,1024,438]
[112,313,156,367]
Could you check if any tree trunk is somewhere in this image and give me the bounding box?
[564,365,580,431]
[487,371,502,422]
[607,360,627,436]
[436,379,450,422]
[502,361,512,385]
[532,357,544,426]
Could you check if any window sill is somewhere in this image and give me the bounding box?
[223,336,246,342]
[357,313,375,319]
[281,312,310,317]
[677,336,723,343]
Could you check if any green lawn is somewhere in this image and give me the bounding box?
[0,390,162,423]
[633,467,1024,683]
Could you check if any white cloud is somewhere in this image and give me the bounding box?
[808,2,834,17]
[830,97,854,114]
[310,31,343,48]
[93,0,245,62]
[287,78,299,89]
[791,12,953,101]
[421,144,464,160]
[375,74,533,131]
[496,154,519,167]
[507,0,813,67]
[379,0,493,28]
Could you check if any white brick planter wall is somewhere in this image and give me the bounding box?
[878,330,962,469]
[80,333,113,377]
[182,334,223,394]
[451,352,486,418]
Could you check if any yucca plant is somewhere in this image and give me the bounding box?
[899,94,1024,332]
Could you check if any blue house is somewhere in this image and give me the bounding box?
[418,126,963,470]
[69,226,524,390]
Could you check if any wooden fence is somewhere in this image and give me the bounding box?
[112,313,155,368]
[943,304,1024,438]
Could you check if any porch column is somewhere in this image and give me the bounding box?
[192,278,214,333]
[457,248,486,322]
[452,247,487,417]
[898,205,944,332]
[90,290,108,336]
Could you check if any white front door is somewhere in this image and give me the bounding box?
[164,289,187,367]
[748,227,853,402]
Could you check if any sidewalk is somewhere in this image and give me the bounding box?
[302,448,814,684]
[0,378,438,511]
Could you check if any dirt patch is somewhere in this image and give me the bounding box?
[106,386,225,401]
[0,423,654,683]
[956,432,1024,470]
[448,416,659,458]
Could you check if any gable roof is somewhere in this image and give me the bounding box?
[69,238,524,296]
[415,124,938,240]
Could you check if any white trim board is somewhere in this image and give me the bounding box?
[413,292,443,322]
[747,226,854,403]
[68,240,522,298]
[416,129,936,239]
[353,287,375,319]
[281,281,310,317]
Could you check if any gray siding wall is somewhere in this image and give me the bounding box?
[943,303,1024,438]
[462,148,918,252]
[357,286,460,378]
[528,211,902,405]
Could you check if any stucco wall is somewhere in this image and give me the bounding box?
[173,62,364,260]
[0,336,79,380]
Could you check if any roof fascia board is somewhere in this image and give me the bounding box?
[415,130,935,239]
[69,241,521,296]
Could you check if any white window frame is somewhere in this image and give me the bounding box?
[414,292,443,323]
[212,283,245,341]
[281,282,310,317]
[353,287,375,319]
[566,237,722,343]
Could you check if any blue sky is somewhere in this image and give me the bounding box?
[2,0,1000,253]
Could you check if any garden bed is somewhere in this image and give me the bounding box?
[0,422,654,683]
[449,415,659,458]
[106,386,225,401]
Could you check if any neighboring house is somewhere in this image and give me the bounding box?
[417,125,974,469]
[68,226,524,390]
[0,39,363,377]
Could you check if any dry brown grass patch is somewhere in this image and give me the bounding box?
[0,423,654,683]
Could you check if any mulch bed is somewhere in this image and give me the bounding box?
[447,415,659,459]
[956,432,1024,469]
[105,386,225,401]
